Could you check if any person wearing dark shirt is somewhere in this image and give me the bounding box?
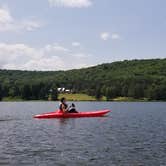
[59,98,78,113]
[59,97,68,113]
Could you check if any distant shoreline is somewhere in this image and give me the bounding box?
[1,94,165,102]
[1,59,166,101]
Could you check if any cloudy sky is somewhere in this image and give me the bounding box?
[0,0,166,71]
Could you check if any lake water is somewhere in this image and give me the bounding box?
[0,102,166,166]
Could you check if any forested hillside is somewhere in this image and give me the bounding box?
[0,59,166,101]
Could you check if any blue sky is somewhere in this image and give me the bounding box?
[0,0,166,70]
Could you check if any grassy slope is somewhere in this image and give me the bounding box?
[58,93,147,101]
[58,93,96,101]
[1,93,148,102]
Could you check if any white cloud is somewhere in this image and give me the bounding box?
[100,32,110,41]
[72,42,81,47]
[45,43,70,52]
[0,7,12,23]
[0,7,42,32]
[48,0,92,8]
[0,43,93,71]
[100,32,121,41]
[111,33,121,40]
[21,20,42,32]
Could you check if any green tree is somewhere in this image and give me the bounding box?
[31,84,40,100]
[105,87,112,100]
[133,84,144,99]
[8,86,20,97]
[0,84,2,101]
[21,84,31,100]
[95,86,102,100]
[107,86,119,99]
[51,88,58,101]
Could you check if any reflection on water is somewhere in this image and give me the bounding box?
[0,102,166,166]
[58,118,70,125]
[0,118,16,122]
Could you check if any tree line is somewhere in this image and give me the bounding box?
[0,58,166,101]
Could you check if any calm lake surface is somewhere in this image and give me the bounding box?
[0,102,166,166]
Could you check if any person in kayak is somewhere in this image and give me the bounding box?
[59,97,68,113]
[59,97,78,113]
[68,103,78,113]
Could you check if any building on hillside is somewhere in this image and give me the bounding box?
[57,87,72,93]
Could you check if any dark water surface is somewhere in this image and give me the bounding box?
[0,102,166,166]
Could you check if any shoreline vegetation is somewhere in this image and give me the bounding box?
[1,59,166,102]
[0,93,159,102]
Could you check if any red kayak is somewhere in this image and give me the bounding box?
[34,110,110,119]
